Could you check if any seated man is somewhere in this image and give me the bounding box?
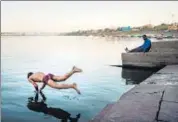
[125,35,151,53]
[27,66,82,94]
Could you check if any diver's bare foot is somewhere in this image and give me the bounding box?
[73,66,82,73]
[73,83,81,95]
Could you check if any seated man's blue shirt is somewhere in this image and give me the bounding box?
[140,38,151,52]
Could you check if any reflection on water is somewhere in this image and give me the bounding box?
[27,92,81,122]
[122,68,159,85]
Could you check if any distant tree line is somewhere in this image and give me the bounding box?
[63,23,177,36]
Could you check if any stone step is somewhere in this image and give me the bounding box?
[122,52,178,68]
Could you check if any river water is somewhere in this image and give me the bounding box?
[1,36,158,122]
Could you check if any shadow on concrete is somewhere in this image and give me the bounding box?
[122,68,159,85]
[27,92,81,122]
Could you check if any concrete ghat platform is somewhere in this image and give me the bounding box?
[122,40,178,68]
[90,65,178,122]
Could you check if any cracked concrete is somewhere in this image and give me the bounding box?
[158,101,178,122]
[155,90,165,121]
[157,86,178,122]
[90,65,178,122]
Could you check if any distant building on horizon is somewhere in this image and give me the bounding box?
[119,26,131,32]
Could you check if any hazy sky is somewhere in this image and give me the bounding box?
[2,1,178,32]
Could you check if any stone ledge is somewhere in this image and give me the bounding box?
[90,65,178,122]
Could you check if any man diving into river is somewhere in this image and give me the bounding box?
[27,66,82,94]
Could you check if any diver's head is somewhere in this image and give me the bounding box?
[27,72,33,78]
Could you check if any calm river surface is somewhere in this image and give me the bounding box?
[1,36,157,122]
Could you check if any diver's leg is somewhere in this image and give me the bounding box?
[129,47,142,52]
[47,80,81,94]
[52,66,82,82]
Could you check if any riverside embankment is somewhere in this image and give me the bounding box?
[90,40,178,122]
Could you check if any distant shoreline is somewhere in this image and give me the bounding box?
[1,32,62,37]
[61,23,178,38]
[2,23,178,37]
[1,30,178,39]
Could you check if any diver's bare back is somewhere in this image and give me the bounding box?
[30,72,45,82]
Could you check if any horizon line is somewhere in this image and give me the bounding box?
[1,22,178,33]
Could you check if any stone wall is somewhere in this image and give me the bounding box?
[122,40,178,68]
